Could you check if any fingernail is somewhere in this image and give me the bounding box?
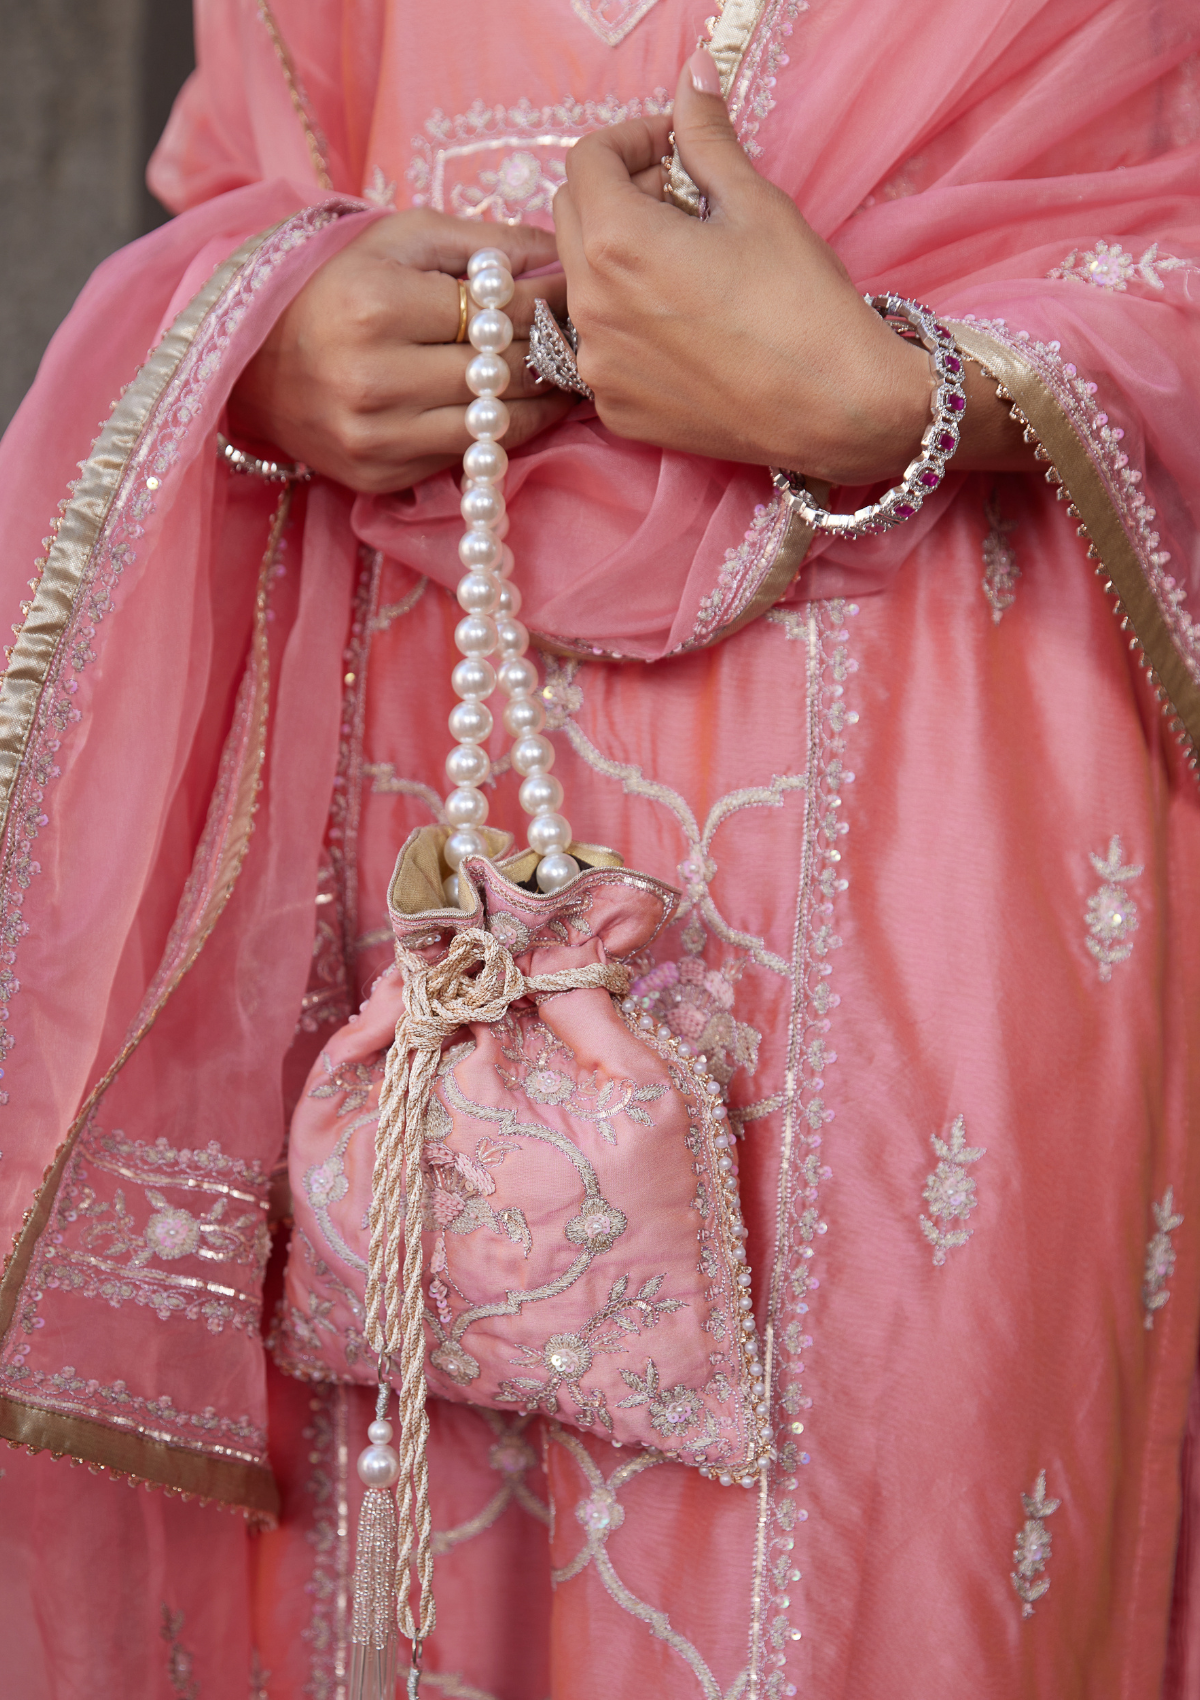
[687,46,722,95]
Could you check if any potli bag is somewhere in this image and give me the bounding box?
[275,250,769,1699]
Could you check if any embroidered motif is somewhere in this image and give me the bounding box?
[302,1112,374,1274]
[269,1227,370,1377]
[959,318,1200,702]
[570,0,660,47]
[308,1051,378,1116]
[408,92,671,219]
[161,1604,200,1700]
[981,492,1020,622]
[1085,835,1142,980]
[496,1018,666,1144]
[693,500,788,642]
[498,1274,686,1431]
[1143,1187,1184,1328]
[919,1115,985,1266]
[363,165,397,208]
[0,1362,267,1460]
[1010,1471,1061,1617]
[1048,239,1186,292]
[299,1385,354,1696]
[724,0,805,164]
[627,953,761,1092]
[616,1357,709,1440]
[433,1410,549,1555]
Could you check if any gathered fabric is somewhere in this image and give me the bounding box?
[0,2,1199,1697]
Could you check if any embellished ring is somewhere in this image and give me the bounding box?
[455,278,470,343]
[771,295,967,538]
[526,299,594,400]
[217,432,311,484]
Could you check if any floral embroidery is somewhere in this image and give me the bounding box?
[617,1358,707,1439]
[981,492,1020,622]
[1010,1471,1061,1617]
[0,1362,266,1460]
[363,165,396,208]
[269,1227,370,1378]
[919,1115,985,1266]
[1143,1187,1184,1328]
[302,1110,372,1274]
[161,1604,200,1700]
[569,0,660,47]
[627,953,760,1092]
[724,0,805,163]
[496,1018,667,1144]
[1048,238,1186,292]
[408,91,671,220]
[308,1051,379,1116]
[1085,836,1142,981]
[433,1409,549,1555]
[693,499,788,642]
[497,1273,685,1430]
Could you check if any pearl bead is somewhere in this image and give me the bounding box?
[503,695,545,736]
[470,267,515,310]
[460,484,505,528]
[357,1443,400,1489]
[456,571,500,614]
[511,733,553,774]
[367,1420,393,1445]
[465,351,510,397]
[445,743,489,786]
[455,614,497,657]
[519,773,563,815]
[466,396,510,441]
[467,247,510,281]
[444,827,486,869]
[451,657,497,699]
[498,656,537,696]
[442,872,462,907]
[446,786,489,827]
[535,850,580,892]
[463,439,508,482]
[495,616,528,656]
[527,812,571,854]
[448,699,492,743]
[459,529,501,570]
[496,580,521,616]
[494,512,510,540]
[468,309,513,354]
[498,542,516,578]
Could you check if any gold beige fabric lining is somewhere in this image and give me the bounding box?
[954,324,1200,758]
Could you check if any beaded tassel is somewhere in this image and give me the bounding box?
[348,1384,400,1700]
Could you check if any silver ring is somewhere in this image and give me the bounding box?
[526,299,593,400]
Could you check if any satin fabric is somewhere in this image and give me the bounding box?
[0,2,1198,1698]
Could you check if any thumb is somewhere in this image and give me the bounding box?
[672,47,759,211]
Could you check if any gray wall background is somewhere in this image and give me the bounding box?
[0,0,195,431]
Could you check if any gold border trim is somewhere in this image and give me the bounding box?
[953,324,1200,757]
[667,0,774,213]
[0,1394,279,1519]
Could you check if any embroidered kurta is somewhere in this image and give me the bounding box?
[1,2,1200,1697]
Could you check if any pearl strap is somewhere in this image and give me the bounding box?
[441,249,582,902]
[770,295,966,537]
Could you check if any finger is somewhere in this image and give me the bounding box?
[365,210,560,278]
[671,49,762,211]
[552,183,586,283]
[509,271,567,334]
[565,115,674,193]
[562,118,678,244]
[631,163,668,199]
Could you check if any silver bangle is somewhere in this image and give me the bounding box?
[770,295,966,538]
[217,432,312,484]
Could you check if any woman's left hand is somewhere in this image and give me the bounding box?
[553,50,1030,485]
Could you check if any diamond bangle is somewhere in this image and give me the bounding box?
[770,295,966,538]
[217,432,312,484]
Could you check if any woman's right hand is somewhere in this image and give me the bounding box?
[228,211,573,493]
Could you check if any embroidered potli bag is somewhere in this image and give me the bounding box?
[276,250,769,1699]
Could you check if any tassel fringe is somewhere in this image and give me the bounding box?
[349,1484,398,1700]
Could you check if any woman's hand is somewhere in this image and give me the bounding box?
[228,211,574,493]
[553,52,1031,485]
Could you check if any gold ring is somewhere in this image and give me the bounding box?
[455,278,469,343]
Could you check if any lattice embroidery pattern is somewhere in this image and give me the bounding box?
[570,0,661,47]
[918,1115,985,1266]
[1144,1187,1184,1328]
[981,491,1020,622]
[1010,1470,1060,1617]
[1085,835,1142,980]
[959,315,1200,704]
[406,91,671,221]
[1047,238,1186,292]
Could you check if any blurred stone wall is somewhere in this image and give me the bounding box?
[0,0,194,431]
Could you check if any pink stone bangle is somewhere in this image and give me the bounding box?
[770,294,966,537]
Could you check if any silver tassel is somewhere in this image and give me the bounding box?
[349,1385,400,1700]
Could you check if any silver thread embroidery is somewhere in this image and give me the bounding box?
[1011,1471,1061,1617]
[1085,836,1142,981]
[981,492,1020,622]
[1047,239,1186,292]
[1143,1187,1184,1329]
[918,1115,985,1266]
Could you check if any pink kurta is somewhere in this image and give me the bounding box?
[2,2,1200,1698]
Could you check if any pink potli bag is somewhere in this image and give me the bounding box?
[274,251,768,1699]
